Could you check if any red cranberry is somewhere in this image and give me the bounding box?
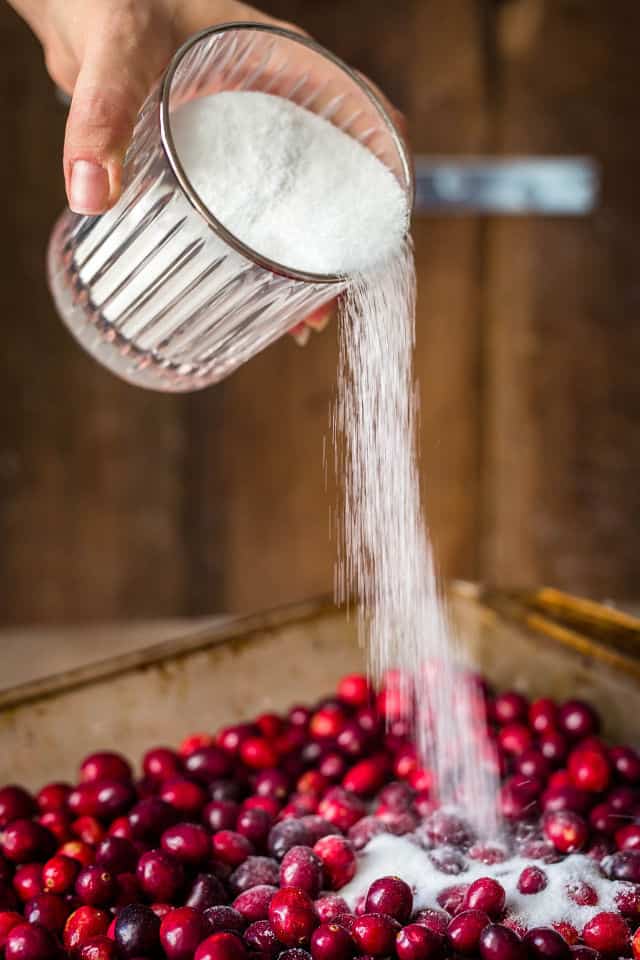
[424,810,470,846]
[479,923,525,960]
[317,790,365,832]
[314,897,349,923]
[615,885,640,917]
[12,863,43,902]
[236,809,272,847]
[160,778,207,817]
[348,817,389,851]
[610,746,640,784]
[113,872,140,907]
[539,733,569,766]
[74,866,115,906]
[185,873,227,911]
[558,701,599,740]
[437,884,470,915]
[606,785,638,812]
[543,811,588,853]
[413,909,450,937]
[516,751,550,782]
[242,918,279,954]
[1,820,54,863]
[269,887,318,946]
[313,837,356,891]
[160,822,210,865]
[524,928,570,960]
[517,866,547,894]
[333,914,356,935]
[582,913,629,954]
[335,724,370,760]
[568,748,610,793]
[280,847,323,898]
[337,675,371,708]
[633,928,640,960]
[566,882,598,907]
[541,785,590,815]
[79,936,119,960]
[240,739,278,771]
[500,776,541,820]
[396,924,444,960]
[184,747,231,784]
[70,780,135,820]
[493,692,529,724]
[24,893,71,933]
[143,747,182,782]
[204,906,247,935]
[195,932,247,960]
[205,801,240,833]
[588,804,617,836]
[115,903,161,958]
[230,857,280,894]
[310,921,354,960]
[446,910,491,954]
[58,841,95,868]
[213,831,253,867]
[38,810,71,843]
[615,824,640,851]
[343,758,388,796]
[0,788,36,827]
[529,699,558,734]
[181,733,215,756]
[128,798,177,841]
[351,913,400,956]
[137,849,184,902]
[63,906,111,954]
[233,885,278,922]
[160,906,207,960]
[217,726,254,757]
[318,755,347,784]
[91,839,133,876]
[289,706,312,728]
[5,922,56,960]
[602,850,640,882]
[71,816,104,846]
[300,818,340,846]
[310,706,348,741]
[80,752,132,784]
[462,879,505,919]
[0,912,25,949]
[499,724,533,756]
[254,770,289,800]
[364,876,412,923]
[36,783,70,813]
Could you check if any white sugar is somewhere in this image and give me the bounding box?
[171,91,408,275]
[341,834,629,930]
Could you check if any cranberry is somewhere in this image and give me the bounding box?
[267,822,311,860]
[115,903,161,958]
[243,918,280,954]
[317,790,365,832]
[217,726,254,757]
[517,866,547,894]
[539,733,569,766]
[58,841,95,868]
[195,932,247,960]
[12,863,43,902]
[493,692,529,724]
[516,751,550,782]
[213,831,253,867]
[24,893,71,932]
[337,675,370,707]
[0,788,36,827]
[38,810,71,843]
[541,785,590,815]
[437,884,470,915]
[240,739,278,771]
[184,747,231,784]
[364,876,412,923]
[310,706,347,741]
[63,906,111,954]
[204,906,247,935]
[570,950,600,960]
[462,878,505,919]
[71,780,135,820]
[446,910,490,954]
[309,921,354,960]
[313,837,356,891]
[529,699,558,734]
[268,888,317,946]
[350,913,399,956]
[633,928,640,960]
[233,885,277,922]
[333,914,356,935]
[160,778,207,817]
[479,923,525,960]
[582,913,629,954]
[254,770,289,800]
[348,817,389,851]
[181,732,215,756]
[343,758,388,796]
[396,924,444,960]
[500,777,540,820]
[280,847,323,897]
[300,818,340,846]
[185,873,227,911]
[0,912,24,949]
[143,747,182,782]
[467,845,507,866]
[615,824,640,851]
[289,706,312,728]
[137,849,184,902]
[610,746,640,784]
[1,820,54,863]
[413,910,449,937]
[568,749,610,793]
[5,922,56,960]
[128,798,177,840]
[236,809,272,847]
[79,936,119,960]
[615,885,640,917]
[80,752,131,784]
[602,850,640,882]
[70,816,104,846]
[588,804,617,836]
[160,906,207,960]
[205,801,241,833]
[499,724,533,756]
[230,857,280,894]
[566,882,598,907]
[543,811,588,853]
[314,897,349,923]
[113,872,140,907]
[317,755,347,784]
[524,928,570,960]
[558,701,599,740]
[607,785,638,812]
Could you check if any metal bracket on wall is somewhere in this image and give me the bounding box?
[413,157,599,216]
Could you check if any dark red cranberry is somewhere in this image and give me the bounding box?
[462,878,505,919]
[333,914,356,936]
[543,811,588,853]
[71,816,105,846]
[236,809,272,847]
[413,909,449,937]
[539,733,568,767]
[516,751,550,782]
[0,912,26,949]
[204,906,247,935]
[615,824,640,850]
[310,922,355,960]
[71,780,135,820]
[479,923,525,960]
[335,723,370,759]
[364,876,412,923]
[313,837,356,891]
[24,893,71,933]
[0,788,36,827]
[63,906,111,954]
[240,739,278,771]
[602,849,640,882]
[129,798,179,841]
[609,746,640,784]
[204,801,240,833]
[115,903,161,958]
[185,872,227,911]
[160,778,207,817]
[558,701,599,739]
[210,780,247,803]
[568,748,610,793]
[74,866,115,906]
[492,692,529,724]
[570,949,600,960]
[446,910,491,954]
[268,888,318,946]
[5,922,56,960]
[184,747,231,784]
[314,897,349,924]
[606,785,638,812]
[217,726,254,757]
[424,810,471,847]
[437,884,470,915]
[355,707,383,738]
[233,885,277,922]
[80,752,132,784]
[268,822,312,861]
[517,866,547,894]
[213,831,253,867]
[280,847,323,898]
[541,786,590,815]
[529,699,558,735]
[137,849,184,902]
[162,822,210,864]
[12,863,43,902]
[396,923,444,960]
[159,906,207,960]
[143,748,182,782]
[93,836,136,874]
[230,857,280,894]
[1,820,54,863]
[243,919,280,955]
[36,782,70,814]
[348,817,389,851]
[254,770,289,800]
[300,818,340,846]
[38,810,72,843]
[588,804,617,836]
[582,913,629,954]
[79,935,119,960]
[289,706,312,727]
[351,913,400,956]
[524,928,570,960]
[195,932,247,960]
[113,871,140,907]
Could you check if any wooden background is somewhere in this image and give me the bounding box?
[0,0,638,625]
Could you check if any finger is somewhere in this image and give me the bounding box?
[63,10,170,214]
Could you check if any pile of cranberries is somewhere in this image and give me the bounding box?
[1,673,640,960]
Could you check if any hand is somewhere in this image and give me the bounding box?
[10,0,405,343]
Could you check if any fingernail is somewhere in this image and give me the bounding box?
[306,307,332,333]
[292,327,311,347]
[69,160,110,214]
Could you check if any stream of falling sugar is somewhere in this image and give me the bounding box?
[334,239,500,838]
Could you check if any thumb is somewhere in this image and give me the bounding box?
[64,31,166,215]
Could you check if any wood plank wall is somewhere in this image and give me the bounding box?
[0,0,637,624]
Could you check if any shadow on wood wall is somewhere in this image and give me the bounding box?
[0,0,638,624]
